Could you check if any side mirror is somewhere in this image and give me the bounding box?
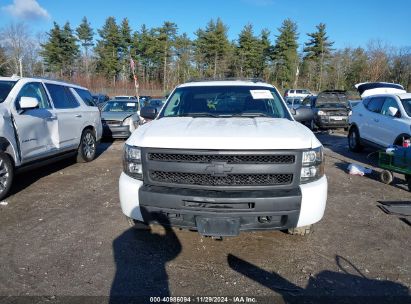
[19,96,39,110]
[140,106,157,120]
[292,107,314,122]
[387,106,399,117]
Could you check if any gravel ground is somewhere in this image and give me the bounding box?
[0,133,410,303]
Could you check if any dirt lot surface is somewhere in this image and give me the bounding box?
[0,132,410,303]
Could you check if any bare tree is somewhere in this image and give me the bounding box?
[366,40,390,82]
[0,22,32,76]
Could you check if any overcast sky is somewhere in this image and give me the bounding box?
[1,0,410,50]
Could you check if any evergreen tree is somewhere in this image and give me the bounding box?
[272,19,299,88]
[259,29,272,80]
[119,18,132,79]
[61,22,79,76]
[303,23,334,90]
[194,18,230,78]
[174,33,195,83]
[95,17,121,82]
[237,24,260,77]
[132,24,157,84]
[158,21,177,91]
[76,17,94,74]
[41,22,78,77]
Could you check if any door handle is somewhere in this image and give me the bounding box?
[75,114,82,118]
[45,116,57,121]
[374,118,379,122]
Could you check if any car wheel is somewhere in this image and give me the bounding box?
[0,152,14,201]
[406,175,411,192]
[288,225,312,236]
[77,129,97,163]
[380,170,394,185]
[348,127,363,152]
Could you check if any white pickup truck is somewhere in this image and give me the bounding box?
[0,77,102,199]
[120,80,327,237]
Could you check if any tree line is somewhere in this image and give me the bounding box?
[0,17,410,94]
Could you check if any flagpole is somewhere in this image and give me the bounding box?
[130,55,140,112]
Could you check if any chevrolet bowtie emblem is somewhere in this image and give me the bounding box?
[204,162,233,176]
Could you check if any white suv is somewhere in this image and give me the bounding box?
[348,82,410,151]
[119,80,327,237]
[284,89,312,99]
[0,77,102,199]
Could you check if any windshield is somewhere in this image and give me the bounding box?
[149,99,165,107]
[115,96,136,100]
[401,99,411,117]
[102,101,138,112]
[0,81,17,103]
[316,92,348,108]
[160,86,290,119]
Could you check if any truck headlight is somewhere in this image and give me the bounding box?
[123,116,139,131]
[301,146,324,183]
[317,110,326,116]
[123,144,143,180]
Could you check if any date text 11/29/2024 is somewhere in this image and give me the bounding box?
[149,296,258,303]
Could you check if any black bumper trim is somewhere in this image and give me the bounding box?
[138,185,302,234]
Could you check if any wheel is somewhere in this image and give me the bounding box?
[380,170,393,184]
[77,129,97,162]
[288,225,312,236]
[406,175,411,192]
[348,127,363,152]
[0,152,13,201]
[127,217,150,230]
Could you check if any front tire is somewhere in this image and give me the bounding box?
[348,127,363,152]
[77,129,97,163]
[0,152,14,201]
[288,225,312,236]
[380,170,394,184]
[127,217,150,230]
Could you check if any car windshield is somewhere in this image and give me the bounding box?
[316,92,348,108]
[160,85,290,119]
[102,101,138,112]
[401,99,411,116]
[149,99,165,106]
[115,96,136,100]
[0,81,17,103]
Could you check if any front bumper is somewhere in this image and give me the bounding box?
[315,116,349,129]
[119,173,327,235]
[103,125,131,138]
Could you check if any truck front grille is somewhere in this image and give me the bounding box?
[143,148,301,190]
[148,153,295,164]
[150,171,293,187]
[103,120,121,126]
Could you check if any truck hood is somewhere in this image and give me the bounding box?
[127,117,320,150]
[355,82,406,98]
[101,111,134,121]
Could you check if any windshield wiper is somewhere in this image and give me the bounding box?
[230,112,272,118]
[183,112,220,118]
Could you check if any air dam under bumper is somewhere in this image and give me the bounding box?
[119,173,328,236]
